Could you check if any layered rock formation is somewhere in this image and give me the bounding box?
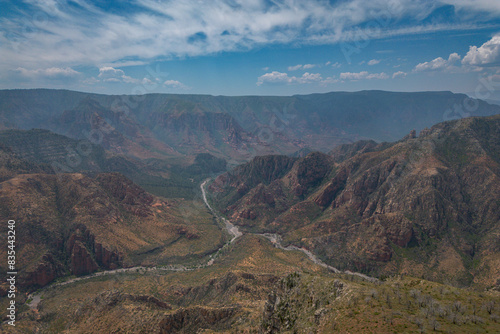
[2,89,500,162]
[210,115,500,287]
[0,149,213,290]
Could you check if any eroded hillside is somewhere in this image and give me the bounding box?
[210,115,500,288]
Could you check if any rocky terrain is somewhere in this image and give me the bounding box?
[0,145,224,292]
[209,114,500,288]
[0,128,228,199]
[1,89,499,163]
[4,234,499,333]
[0,89,498,333]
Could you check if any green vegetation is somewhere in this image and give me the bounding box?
[0,90,499,333]
[263,272,500,334]
[0,128,227,199]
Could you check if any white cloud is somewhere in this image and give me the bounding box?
[298,72,322,83]
[340,71,389,80]
[15,67,80,78]
[257,71,293,86]
[320,76,339,84]
[367,72,389,79]
[411,35,500,77]
[97,66,143,84]
[95,66,169,86]
[1,0,483,72]
[257,71,323,86]
[392,71,407,78]
[368,59,381,65]
[98,66,126,81]
[340,71,367,80]
[288,64,316,71]
[448,53,461,63]
[462,34,500,66]
[164,80,188,89]
[441,0,500,14]
[122,75,140,84]
[142,77,156,85]
[414,57,447,71]
[288,64,304,71]
[414,53,461,72]
[330,62,341,68]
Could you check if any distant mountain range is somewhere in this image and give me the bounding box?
[1,89,499,164]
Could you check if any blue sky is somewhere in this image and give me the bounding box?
[2,0,500,97]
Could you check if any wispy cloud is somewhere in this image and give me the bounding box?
[257,71,323,86]
[327,61,342,68]
[14,67,80,78]
[0,0,495,72]
[392,71,407,78]
[441,0,500,14]
[164,79,189,90]
[368,59,381,65]
[340,71,389,80]
[288,65,304,71]
[288,64,316,71]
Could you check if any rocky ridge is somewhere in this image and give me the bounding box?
[209,115,500,287]
[2,89,499,162]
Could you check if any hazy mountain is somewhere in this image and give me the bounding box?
[1,89,499,163]
[0,128,230,199]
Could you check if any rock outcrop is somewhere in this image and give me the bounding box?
[211,115,500,287]
[69,240,98,276]
[0,167,176,290]
[20,254,65,288]
[158,306,240,334]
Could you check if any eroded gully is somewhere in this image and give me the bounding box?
[28,179,376,310]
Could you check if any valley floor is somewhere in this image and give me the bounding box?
[4,180,499,333]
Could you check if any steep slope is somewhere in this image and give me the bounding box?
[1,89,499,162]
[260,272,500,334]
[0,149,223,291]
[54,97,179,159]
[0,128,229,199]
[209,155,297,224]
[328,139,390,163]
[0,142,53,181]
[139,100,252,157]
[0,128,131,174]
[209,115,500,287]
[4,232,324,333]
[7,234,500,333]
